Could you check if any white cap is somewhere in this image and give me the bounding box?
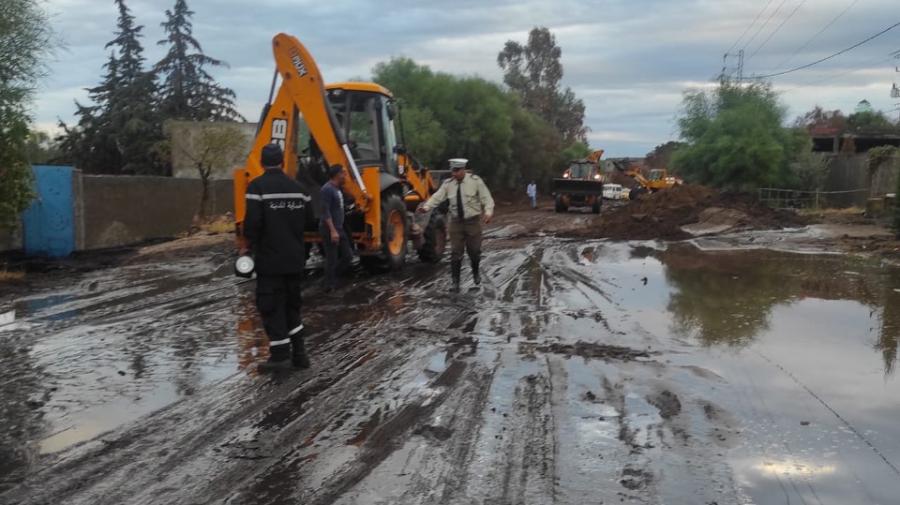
[448,158,468,170]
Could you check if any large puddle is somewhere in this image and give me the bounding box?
[653,244,900,503]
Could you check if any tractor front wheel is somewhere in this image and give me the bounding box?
[361,194,408,272]
[555,195,568,213]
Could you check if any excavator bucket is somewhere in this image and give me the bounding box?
[551,178,605,196]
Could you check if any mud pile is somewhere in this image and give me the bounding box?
[581,184,804,240]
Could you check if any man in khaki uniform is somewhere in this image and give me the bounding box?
[418,158,495,291]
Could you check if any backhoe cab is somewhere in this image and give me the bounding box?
[233,33,446,271]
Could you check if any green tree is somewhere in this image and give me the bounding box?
[172,123,246,218]
[497,27,587,143]
[155,0,242,122]
[510,106,562,188]
[672,81,804,191]
[60,0,165,175]
[847,110,896,134]
[373,57,572,191]
[0,0,53,229]
[397,105,446,166]
[58,53,123,172]
[560,140,591,161]
[793,105,846,131]
[24,130,62,164]
[645,141,686,170]
[792,141,830,192]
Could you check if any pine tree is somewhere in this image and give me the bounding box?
[155,0,242,122]
[106,0,164,174]
[59,0,165,175]
[58,52,123,173]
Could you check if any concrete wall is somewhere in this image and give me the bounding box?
[822,154,900,207]
[80,175,233,249]
[2,167,236,255]
[824,155,869,207]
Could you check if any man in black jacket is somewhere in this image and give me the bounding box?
[244,144,311,370]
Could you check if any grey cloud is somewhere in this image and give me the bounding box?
[37,0,900,156]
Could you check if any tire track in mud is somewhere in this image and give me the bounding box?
[2,259,472,504]
[469,238,745,503]
[238,361,470,505]
[3,233,749,504]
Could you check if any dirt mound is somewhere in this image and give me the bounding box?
[575,184,804,241]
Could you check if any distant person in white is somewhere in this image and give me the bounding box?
[526,181,537,209]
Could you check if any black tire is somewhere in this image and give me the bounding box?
[418,212,447,263]
[629,187,648,200]
[554,195,568,213]
[591,199,601,214]
[361,194,408,272]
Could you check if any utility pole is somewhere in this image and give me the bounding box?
[721,49,745,84]
[892,50,900,121]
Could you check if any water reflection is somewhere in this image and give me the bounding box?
[660,245,900,373]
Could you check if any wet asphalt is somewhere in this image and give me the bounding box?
[1,208,900,504]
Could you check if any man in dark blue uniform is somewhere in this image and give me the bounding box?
[320,165,354,291]
[244,144,311,370]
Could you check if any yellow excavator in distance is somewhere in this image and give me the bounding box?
[233,33,446,271]
[613,159,683,200]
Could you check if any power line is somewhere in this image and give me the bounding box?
[747,0,808,61]
[726,0,776,54]
[742,0,789,52]
[778,53,896,92]
[753,21,900,79]
[773,0,861,71]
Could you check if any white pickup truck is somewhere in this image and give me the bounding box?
[602,184,629,200]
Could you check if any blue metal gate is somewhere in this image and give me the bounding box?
[22,165,76,257]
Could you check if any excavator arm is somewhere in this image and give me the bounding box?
[233,33,441,263]
[233,33,372,241]
[586,149,605,164]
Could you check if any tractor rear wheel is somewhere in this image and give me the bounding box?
[418,212,447,263]
[591,199,601,214]
[361,194,408,272]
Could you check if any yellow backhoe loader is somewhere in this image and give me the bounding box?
[233,33,446,271]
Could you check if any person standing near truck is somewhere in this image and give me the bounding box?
[418,158,494,292]
[320,164,354,292]
[527,180,537,208]
[243,144,311,371]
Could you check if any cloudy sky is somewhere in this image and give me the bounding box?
[34,0,900,156]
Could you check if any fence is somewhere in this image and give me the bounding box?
[757,187,871,210]
[4,166,235,256]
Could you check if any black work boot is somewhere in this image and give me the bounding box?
[471,257,481,286]
[258,344,292,372]
[451,260,462,292]
[291,333,311,369]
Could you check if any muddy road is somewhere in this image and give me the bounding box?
[2,205,900,504]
